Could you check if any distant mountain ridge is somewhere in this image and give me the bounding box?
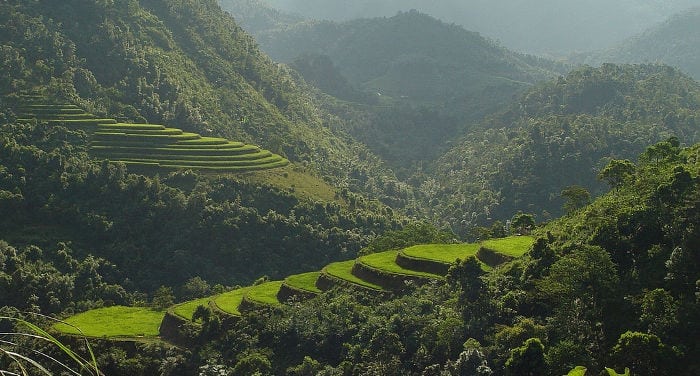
[220,1,565,169]
[579,7,700,80]
[254,0,700,55]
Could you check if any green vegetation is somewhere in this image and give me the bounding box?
[17,102,290,172]
[582,7,700,81]
[4,0,700,374]
[430,64,700,236]
[284,272,322,294]
[322,260,384,291]
[400,243,480,264]
[358,250,441,279]
[171,297,212,321]
[213,288,252,316]
[480,235,535,257]
[52,307,164,338]
[244,281,284,306]
[221,6,564,169]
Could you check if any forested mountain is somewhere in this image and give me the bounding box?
[220,2,564,169]
[255,0,699,55]
[0,0,417,297]
[3,1,700,375]
[423,64,700,236]
[0,0,411,206]
[41,140,697,375]
[579,7,700,81]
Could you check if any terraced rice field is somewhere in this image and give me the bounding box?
[322,260,384,291]
[171,297,212,321]
[284,271,322,294]
[358,250,442,279]
[53,236,535,341]
[481,236,535,257]
[400,243,481,264]
[16,102,289,172]
[213,287,251,316]
[52,306,164,338]
[244,281,284,306]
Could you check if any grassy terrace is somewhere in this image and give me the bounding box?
[358,250,443,279]
[284,272,322,294]
[17,102,289,173]
[322,260,384,291]
[213,287,251,316]
[481,236,535,257]
[400,243,481,264]
[171,297,212,321]
[244,281,284,306]
[52,306,164,338]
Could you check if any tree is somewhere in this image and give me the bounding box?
[180,276,211,300]
[610,331,675,376]
[504,338,546,376]
[511,213,535,235]
[151,286,175,311]
[598,159,635,191]
[560,185,590,214]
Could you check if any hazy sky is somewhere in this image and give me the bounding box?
[262,0,700,56]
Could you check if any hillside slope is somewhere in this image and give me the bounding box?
[51,140,700,375]
[0,0,412,294]
[425,64,700,235]
[580,7,700,81]
[220,2,564,169]
[0,0,409,206]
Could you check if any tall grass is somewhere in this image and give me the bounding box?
[1,314,99,376]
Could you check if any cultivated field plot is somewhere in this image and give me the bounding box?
[358,250,442,278]
[16,102,289,172]
[244,281,284,306]
[284,271,322,294]
[213,287,251,316]
[322,260,384,291]
[400,243,481,264]
[481,236,535,257]
[171,297,212,321]
[53,306,164,338]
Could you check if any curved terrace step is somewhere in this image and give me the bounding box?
[317,260,385,294]
[353,250,443,290]
[239,281,284,313]
[212,287,251,317]
[396,243,482,275]
[278,271,322,302]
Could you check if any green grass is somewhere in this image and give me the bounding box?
[245,281,284,306]
[171,297,212,320]
[323,260,384,291]
[47,119,118,125]
[176,137,232,145]
[20,101,288,174]
[97,123,166,130]
[400,243,481,264]
[99,151,273,162]
[122,160,289,171]
[481,236,535,257]
[284,272,322,293]
[95,128,183,135]
[359,250,442,278]
[117,156,284,167]
[213,287,251,315]
[53,306,164,338]
[244,165,343,204]
[91,144,260,155]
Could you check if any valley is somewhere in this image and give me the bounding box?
[1,0,699,375]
